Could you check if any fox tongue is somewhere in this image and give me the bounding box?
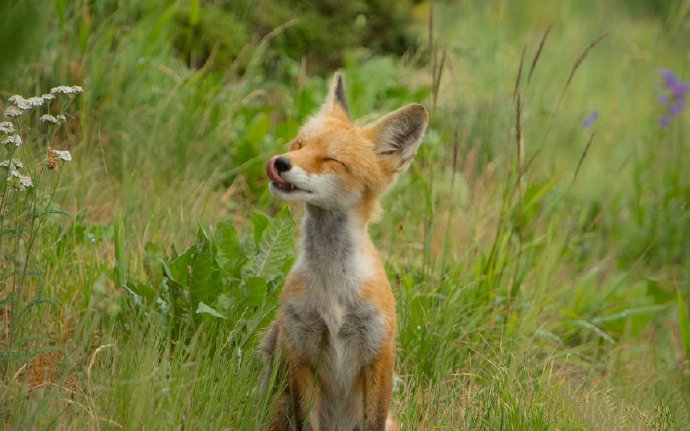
[266,159,291,188]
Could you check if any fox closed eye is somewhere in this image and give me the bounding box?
[290,140,303,151]
[323,157,348,170]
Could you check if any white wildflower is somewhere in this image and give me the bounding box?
[3,106,22,117]
[57,114,67,122]
[50,85,84,95]
[0,122,14,134]
[18,174,33,189]
[40,114,59,125]
[6,169,32,190]
[7,170,33,190]
[41,93,56,101]
[0,160,24,169]
[28,96,44,107]
[51,149,72,162]
[10,96,32,111]
[50,86,70,94]
[2,134,22,146]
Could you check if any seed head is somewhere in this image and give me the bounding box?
[47,147,72,169]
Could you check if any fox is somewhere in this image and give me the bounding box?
[261,73,428,431]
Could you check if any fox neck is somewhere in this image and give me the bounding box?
[300,204,370,286]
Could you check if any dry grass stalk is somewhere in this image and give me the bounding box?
[432,48,447,109]
[514,46,527,101]
[527,24,552,85]
[573,131,596,182]
[560,33,609,102]
[515,91,524,175]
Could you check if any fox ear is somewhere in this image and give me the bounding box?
[319,73,350,120]
[367,104,428,172]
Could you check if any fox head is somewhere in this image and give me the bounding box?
[267,73,428,220]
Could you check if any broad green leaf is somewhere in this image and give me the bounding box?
[164,247,193,287]
[214,219,242,276]
[196,301,226,319]
[244,277,267,308]
[242,209,295,283]
[189,240,220,307]
[252,212,270,245]
[215,293,234,314]
[127,282,157,303]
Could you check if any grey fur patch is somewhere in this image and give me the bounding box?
[302,205,354,272]
[339,304,386,363]
[283,302,328,360]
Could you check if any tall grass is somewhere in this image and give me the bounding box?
[1,0,689,429]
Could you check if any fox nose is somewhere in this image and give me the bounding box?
[273,156,292,173]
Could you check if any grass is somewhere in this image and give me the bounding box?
[1,0,690,429]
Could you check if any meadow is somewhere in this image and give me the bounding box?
[1,0,689,429]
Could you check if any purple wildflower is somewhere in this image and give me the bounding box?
[582,110,599,129]
[662,69,678,87]
[670,100,685,117]
[658,68,689,129]
[659,115,669,129]
[671,81,690,99]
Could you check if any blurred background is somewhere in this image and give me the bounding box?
[1,0,690,429]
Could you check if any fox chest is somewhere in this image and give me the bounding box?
[282,296,386,369]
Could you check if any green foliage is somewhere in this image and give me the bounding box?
[168,0,421,75]
[0,0,48,80]
[133,209,295,344]
[172,3,249,70]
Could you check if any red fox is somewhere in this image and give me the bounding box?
[262,73,428,431]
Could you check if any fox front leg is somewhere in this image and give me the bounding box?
[363,340,395,431]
